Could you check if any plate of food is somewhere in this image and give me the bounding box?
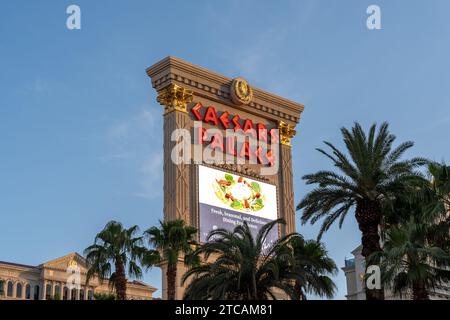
[212,172,265,212]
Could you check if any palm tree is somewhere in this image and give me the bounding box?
[425,162,450,253]
[298,122,426,300]
[143,219,197,300]
[373,163,450,300]
[182,219,302,300]
[289,236,337,299]
[372,217,450,300]
[84,221,146,300]
[427,162,450,213]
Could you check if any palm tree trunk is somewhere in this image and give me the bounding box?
[294,280,307,300]
[252,272,257,300]
[412,281,429,300]
[114,256,127,300]
[355,199,385,300]
[167,263,177,300]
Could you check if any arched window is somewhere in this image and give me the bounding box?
[7,281,13,297]
[45,284,52,299]
[34,285,40,300]
[0,280,4,296]
[63,287,68,300]
[16,283,23,298]
[25,284,31,299]
[87,290,93,300]
[79,289,85,300]
[71,288,77,300]
[54,285,61,300]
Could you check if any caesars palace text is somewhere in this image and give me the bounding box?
[178,102,281,166]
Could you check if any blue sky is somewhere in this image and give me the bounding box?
[1,0,449,299]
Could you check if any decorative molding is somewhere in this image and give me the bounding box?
[278,121,296,147]
[156,84,193,114]
[146,56,304,124]
[153,72,300,123]
[230,78,253,105]
[208,163,270,182]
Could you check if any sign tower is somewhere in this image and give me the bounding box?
[146,56,304,299]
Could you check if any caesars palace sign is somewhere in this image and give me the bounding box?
[146,57,304,299]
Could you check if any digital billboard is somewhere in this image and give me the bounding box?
[198,165,279,249]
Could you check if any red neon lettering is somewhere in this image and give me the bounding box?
[197,127,207,144]
[257,123,267,143]
[243,119,256,139]
[204,106,219,126]
[210,133,224,152]
[191,102,203,121]
[219,111,230,129]
[231,115,242,131]
[226,137,236,156]
[239,142,253,160]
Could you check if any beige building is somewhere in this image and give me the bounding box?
[0,252,157,300]
[342,245,450,300]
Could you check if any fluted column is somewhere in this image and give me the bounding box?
[156,84,193,300]
[157,84,193,223]
[278,121,297,235]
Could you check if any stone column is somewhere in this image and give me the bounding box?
[156,84,193,300]
[158,84,193,222]
[41,281,46,300]
[278,121,297,235]
[12,281,17,299]
[59,283,64,300]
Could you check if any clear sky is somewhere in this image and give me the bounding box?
[1,0,449,299]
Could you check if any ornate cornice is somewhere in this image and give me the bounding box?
[278,121,296,147]
[156,84,193,114]
[146,56,304,125]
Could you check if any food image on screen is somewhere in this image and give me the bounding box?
[212,173,265,212]
[198,165,279,248]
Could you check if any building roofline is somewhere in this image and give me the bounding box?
[0,260,38,270]
[351,244,363,255]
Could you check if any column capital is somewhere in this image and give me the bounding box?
[157,84,193,114]
[278,121,296,146]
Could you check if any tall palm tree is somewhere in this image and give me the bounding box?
[288,236,337,299]
[182,219,303,300]
[84,221,146,300]
[144,219,197,300]
[298,122,426,300]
